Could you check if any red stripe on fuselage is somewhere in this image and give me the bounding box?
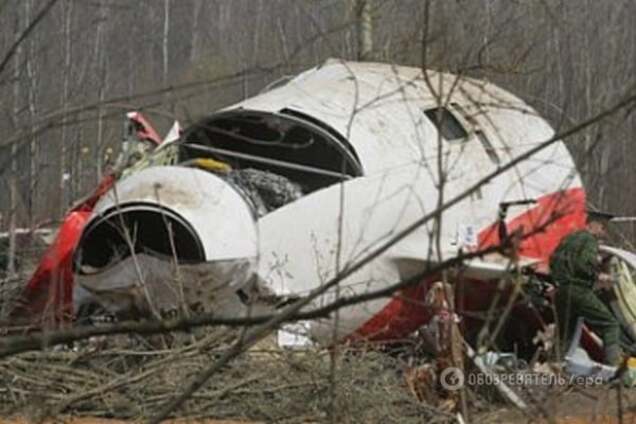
[348,187,586,343]
[478,187,586,271]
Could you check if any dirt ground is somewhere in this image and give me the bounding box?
[4,382,636,423]
[476,385,636,423]
[3,409,636,424]
[0,420,260,424]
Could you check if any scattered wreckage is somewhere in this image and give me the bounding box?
[6,59,636,397]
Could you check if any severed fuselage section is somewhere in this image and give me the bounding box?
[73,109,363,322]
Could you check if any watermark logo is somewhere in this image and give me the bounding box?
[439,367,465,391]
[439,367,605,391]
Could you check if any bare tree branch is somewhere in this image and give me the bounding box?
[0,0,59,78]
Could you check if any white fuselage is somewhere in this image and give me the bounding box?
[227,60,583,343]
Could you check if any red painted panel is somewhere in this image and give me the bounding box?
[350,188,587,343]
[127,112,162,146]
[9,175,116,328]
[478,188,587,270]
[10,211,90,327]
[346,280,436,343]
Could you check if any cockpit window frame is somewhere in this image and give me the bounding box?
[178,109,364,194]
[279,107,362,169]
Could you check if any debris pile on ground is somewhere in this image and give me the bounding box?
[0,261,629,423]
[0,330,457,423]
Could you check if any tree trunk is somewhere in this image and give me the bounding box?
[163,0,171,109]
[189,0,201,63]
[25,0,39,227]
[93,0,105,183]
[355,0,373,61]
[7,6,22,276]
[59,0,73,217]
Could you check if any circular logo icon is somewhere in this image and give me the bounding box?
[439,367,465,391]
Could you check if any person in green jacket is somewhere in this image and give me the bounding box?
[551,210,620,365]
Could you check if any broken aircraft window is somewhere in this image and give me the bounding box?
[179,110,363,198]
[424,107,468,142]
[279,108,362,166]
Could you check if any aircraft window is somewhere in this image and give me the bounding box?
[476,130,501,165]
[179,111,363,200]
[279,108,362,165]
[424,107,468,142]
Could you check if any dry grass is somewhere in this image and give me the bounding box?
[0,258,453,423]
[0,328,455,423]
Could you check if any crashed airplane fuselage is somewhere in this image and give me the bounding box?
[17,60,593,349]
